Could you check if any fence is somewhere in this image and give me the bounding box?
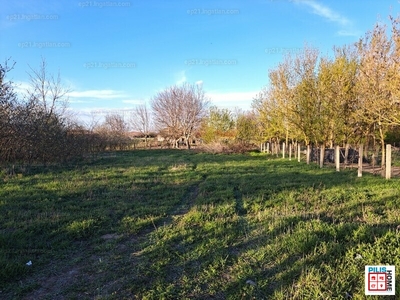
[260,142,400,179]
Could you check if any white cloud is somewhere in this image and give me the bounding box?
[69,99,91,104]
[14,82,128,102]
[292,0,361,38]
[293,0,349,26]
[67,89,126,99]
[207,91,258,111]
[195,80,204,86]
[122,99,145,105]
[13,81,31,96]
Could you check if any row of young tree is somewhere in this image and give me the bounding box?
[252,16,400,167]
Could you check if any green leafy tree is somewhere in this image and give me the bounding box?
[235,111,258,145]
[200,106,235,143]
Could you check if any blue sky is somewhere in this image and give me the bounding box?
[1,0,399,124]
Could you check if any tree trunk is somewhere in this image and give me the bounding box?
[344,143,350,165]
[285,128,289,151]
[319,144,325,168]
[186,136,191,149]
[379,127,385,168]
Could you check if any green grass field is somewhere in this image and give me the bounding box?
[1,150,399,299]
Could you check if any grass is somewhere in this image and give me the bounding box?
[1,149,399,299]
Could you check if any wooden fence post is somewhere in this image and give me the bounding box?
[298,144,301,162]
[358,144,363,177]
[335,145,340,172]
[306,145,310,165]
[386,144,392,180]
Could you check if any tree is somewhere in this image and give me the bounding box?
[151,83,209,149]
[130,104,152,148]
[26,58,69,119]
[24,59,72,163]
[0,59,18,163]
[330,46,359,147]
[103,113,128,133]
[93,113,130,151]
[355,21,399,167]
[259,45,320,146]
[0,58,83,165]
[200,106,235,143]
[235,111,258,145]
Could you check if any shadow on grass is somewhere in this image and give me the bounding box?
[2,150,400,298]
[116,153,400,298]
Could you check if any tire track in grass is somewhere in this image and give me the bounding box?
[233,185,251,241]
[132,177,205,245]
[233,186,266,299]
[171,183,200,217]
[233,186,247,216]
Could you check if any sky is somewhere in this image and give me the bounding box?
[1,0,399,125]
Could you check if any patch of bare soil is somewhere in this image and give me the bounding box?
[22,266,83,300]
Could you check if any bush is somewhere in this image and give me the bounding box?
[198,141,257,154]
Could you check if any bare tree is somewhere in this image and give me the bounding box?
[103,113,128,133]
[26,58,70,119]
[151,83,209,149]
[93,113,131,151]
[0,59,18,163]
[130,104,152,148]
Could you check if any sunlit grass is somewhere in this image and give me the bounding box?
[1,149,399,299]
